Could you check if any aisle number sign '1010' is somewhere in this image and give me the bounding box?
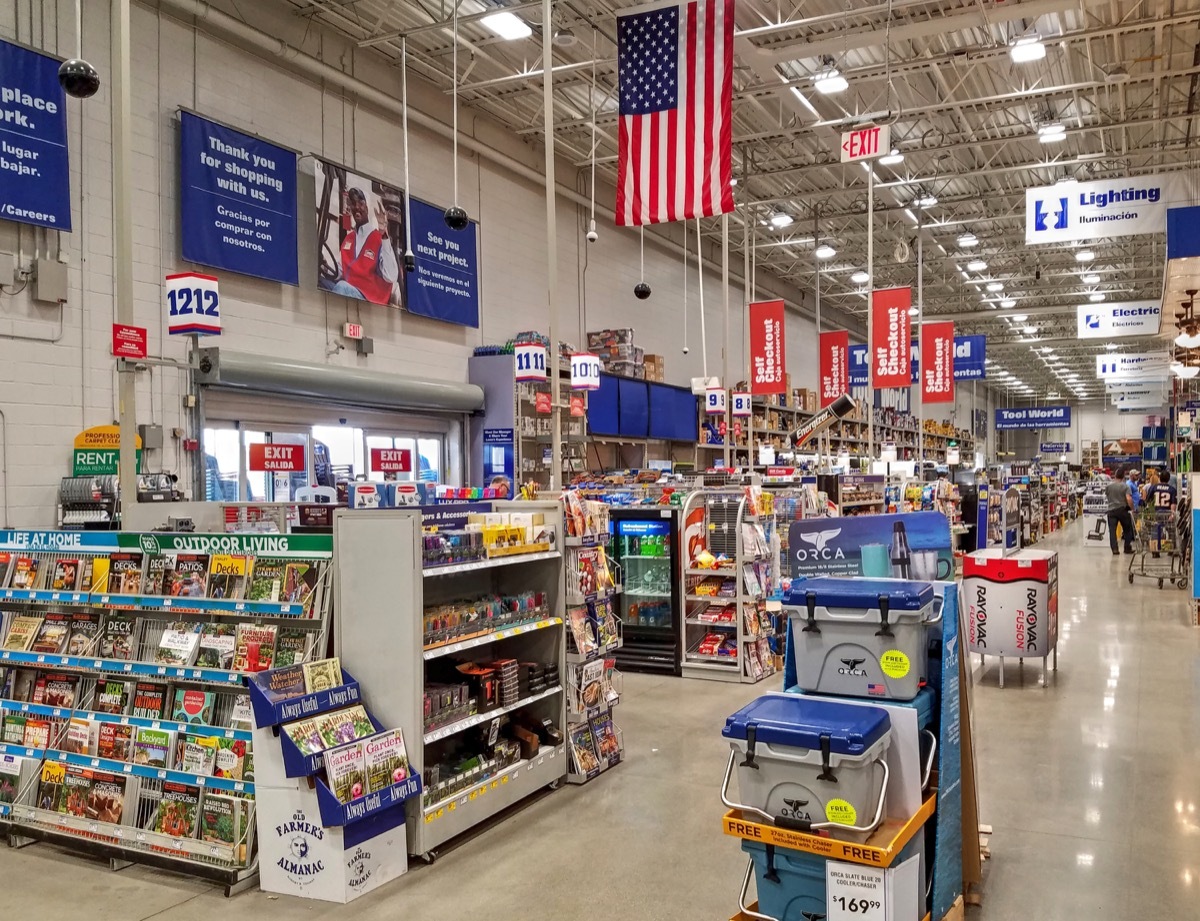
[165,272,222,336]
[571,353,601,390]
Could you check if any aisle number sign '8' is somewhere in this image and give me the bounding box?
[165,271,222,336]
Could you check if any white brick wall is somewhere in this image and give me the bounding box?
[0,0,979,526]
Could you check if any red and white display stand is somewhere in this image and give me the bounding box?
[962,548,1059,688]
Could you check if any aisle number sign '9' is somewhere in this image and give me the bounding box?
[165,272,222,336]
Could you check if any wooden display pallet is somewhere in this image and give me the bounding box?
[721,790,937,868]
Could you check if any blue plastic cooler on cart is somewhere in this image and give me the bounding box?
[721,695,892,841]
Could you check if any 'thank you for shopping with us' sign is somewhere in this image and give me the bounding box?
[1025,174,1187,244]
[0,39,71,230]
[179,111,298,285]
[1076,300,1161,339]
[995,406,1071,430]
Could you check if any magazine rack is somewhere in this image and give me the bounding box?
[249,666,421,903]
[679,489,778,684]
[0,529,334,895]
[333,502,568,863]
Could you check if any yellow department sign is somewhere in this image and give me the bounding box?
[72,426,142,476]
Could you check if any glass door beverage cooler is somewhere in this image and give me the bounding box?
[611,509,681,675]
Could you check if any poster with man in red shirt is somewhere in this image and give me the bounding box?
[315,159,404,307]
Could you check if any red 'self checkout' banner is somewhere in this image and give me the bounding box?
[819,330,849,407]
[921,320,956,403]
[871,287,912,389]
[749,299,787,394]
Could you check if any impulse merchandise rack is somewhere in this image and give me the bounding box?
[332,503,567,862]
[564,526,625,784]
[679,489,775,683]
[0,529,333,894]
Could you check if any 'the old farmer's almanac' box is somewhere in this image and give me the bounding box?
[962,548,1058,659]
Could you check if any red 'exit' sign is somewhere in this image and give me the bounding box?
[248,443,305,472]
[371,447,412,473]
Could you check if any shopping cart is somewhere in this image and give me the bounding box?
[1127,505,1188,590]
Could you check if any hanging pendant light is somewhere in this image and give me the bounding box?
[444,9,470,231]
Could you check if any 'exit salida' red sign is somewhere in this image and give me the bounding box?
[371,447,412,473]
[248,443,305,472]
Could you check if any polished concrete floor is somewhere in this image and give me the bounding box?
[1,523,1197,920]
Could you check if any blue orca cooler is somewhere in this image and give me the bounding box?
[784,578,940,701]
[721,695,891,842]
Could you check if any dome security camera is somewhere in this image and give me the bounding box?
[586,219,598,244]
[634,282,651,300]
[682,346,690,355]
[58,59,100,99]
[443,206,470,231]
[404,252,416,272]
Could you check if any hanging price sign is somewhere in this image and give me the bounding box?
[731,392,752,417]
[705,387,728,415]
[569,394,586,417]
[571,353,601,390]
[513,341,547,382]
[165,271,222,336]
[534,392,552,414]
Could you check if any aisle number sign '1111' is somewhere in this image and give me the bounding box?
[165,272,222,336]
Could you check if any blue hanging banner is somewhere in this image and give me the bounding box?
[179,111,298,285]
[848,343,869,386]
[407,196,480,328]
[995,405,1071,430]
[954,335,987,380]
[0,39,71,231]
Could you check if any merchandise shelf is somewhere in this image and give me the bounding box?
[0,587,314,620]
[422,549,561,577]
[419,743,564,852]
[565,637,621,665]
[0,648,244,686]
[423,686,562,745]
[0,697,253,742]
[721,790,937,867]
[422,616,561,660]
[567,693,620,722]
[314,773,422,828]
[39,747,253,794]
[566,747,621,785]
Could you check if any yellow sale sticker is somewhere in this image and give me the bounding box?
[879,649,910,679]
[825,798,858,826]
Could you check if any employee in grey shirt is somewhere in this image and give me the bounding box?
[1105,468,1135,555]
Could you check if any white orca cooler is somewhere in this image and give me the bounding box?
[783,578,939,701]
[721,695,891,842]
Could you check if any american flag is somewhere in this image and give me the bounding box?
[615,0,735,226]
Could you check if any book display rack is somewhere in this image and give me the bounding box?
[0,529,333,894]
[333,502,568,863]
[249,663,421,903]
[680,488,777,684]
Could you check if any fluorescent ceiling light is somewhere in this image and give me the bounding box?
[966,260,988,272]
[814,68,848,94]
[986,282,1004,292]
[1089,292,1106,302]
[908,306,920,316]
[1000,299,1016,308]
[1010,36,1047,63]
[769,212,793,229]
[1023,325,1037,334]
[1042,347,1055,354]
[957,233,979,248]
[1011,314,1028,321]
[878,149,904,166]
[1038,123,1066,143]
[1175,329,1200,348]
[1105,343,1118,350]
[481,11,533,40]
[1076,249,1095,262]
[850,271,870,284]
[1081,273,1100,284]
[815,243,837,259]
[916,195,938,208]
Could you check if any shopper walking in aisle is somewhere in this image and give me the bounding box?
[1106,467,1136,555]
[1127,468,1143,509]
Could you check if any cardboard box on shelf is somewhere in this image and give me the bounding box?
[587,329,635,349]
[594,344,644,363]
[605,360,644,379]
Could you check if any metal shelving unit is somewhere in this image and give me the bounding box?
[332,503,567,861]
[679,489,776,684]
[0,529,331,894]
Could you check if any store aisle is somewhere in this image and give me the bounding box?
[1,525,1196,920]
[971,527,1200,920]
